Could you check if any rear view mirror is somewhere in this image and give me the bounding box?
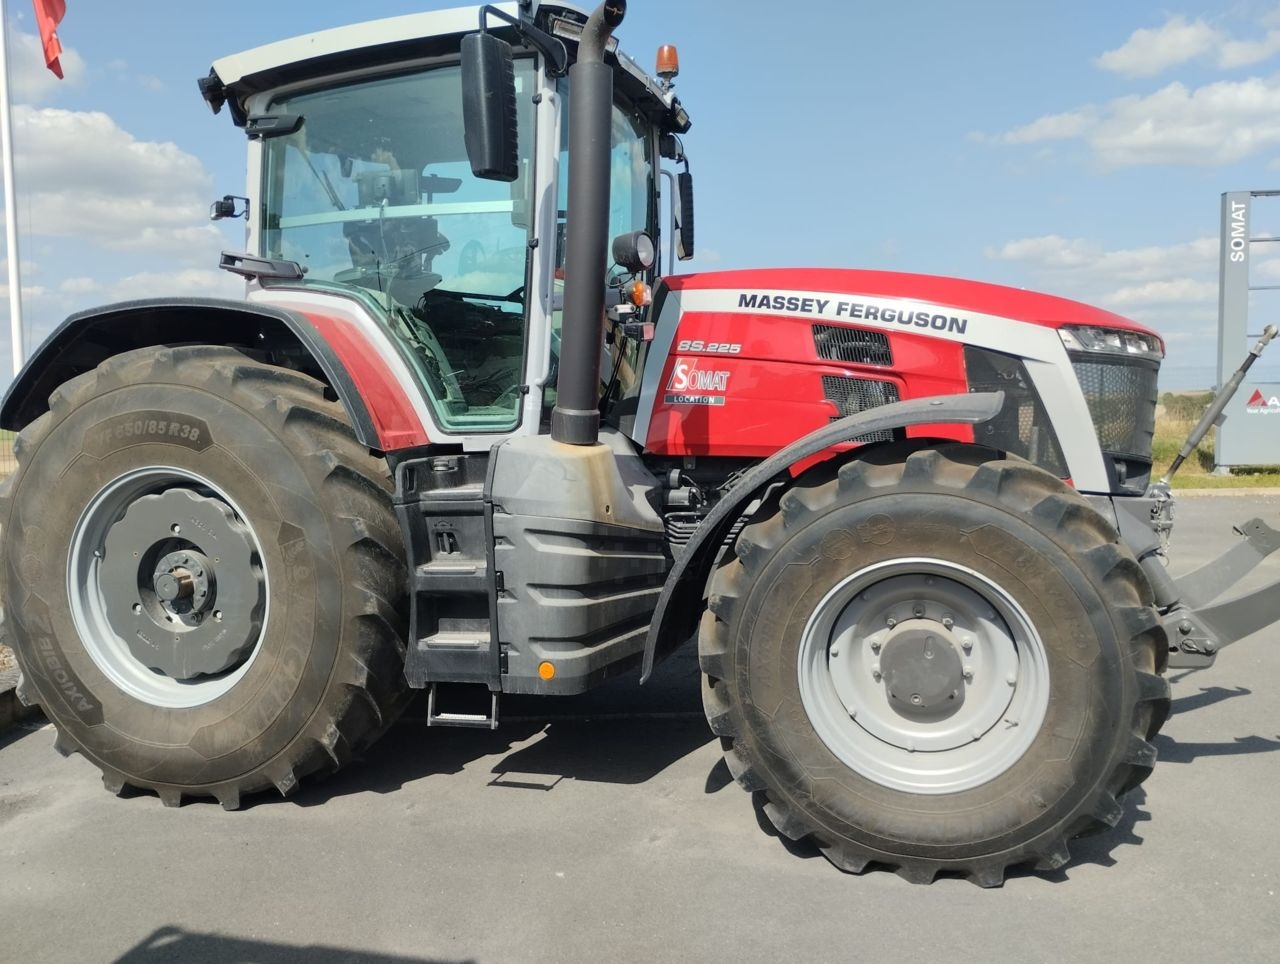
[461,32,519,182]
[676,170,695,260]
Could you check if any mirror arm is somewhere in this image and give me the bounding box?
[476,4,570,77]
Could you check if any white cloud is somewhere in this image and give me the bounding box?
[988,234,1218,291]
[102,269,243,303]
[998,109,1097,145]
[10,107,225,262]
[1105,278,1219,305]
[1096,15,1223,78]
[1220,30,1280,68]
[9,31,85,104]
[58,277,100,295]
[1096,13,1280,78]
[988,75,1280,167]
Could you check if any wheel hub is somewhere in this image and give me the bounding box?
[878,621,965,719]
[799,560,1051,793]
[98,487,264,681]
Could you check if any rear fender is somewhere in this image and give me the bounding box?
[1,298,384,448]
[640,392,1005,681]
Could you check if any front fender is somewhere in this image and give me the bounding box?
[0,298,381,448]
[640,391,1005,681]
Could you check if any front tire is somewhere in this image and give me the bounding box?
[700,444,1170,885]
[0,346,409,808]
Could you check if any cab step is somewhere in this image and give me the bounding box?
[426,683,499,730]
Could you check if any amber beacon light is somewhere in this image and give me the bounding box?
[656,44,680,82]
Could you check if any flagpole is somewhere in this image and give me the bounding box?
[0,0,25,376]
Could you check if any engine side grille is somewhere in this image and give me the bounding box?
[813,325,893,366]
[1070,356,1159,490]
[964,347,1069,478]
[821,375,900,443]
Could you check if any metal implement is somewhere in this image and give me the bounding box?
[1163,323,1278,483]
[1165,517,1280,667]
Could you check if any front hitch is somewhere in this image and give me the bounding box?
[1165,517,1280,668]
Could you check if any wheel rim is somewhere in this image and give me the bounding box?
[797,557,1049,794]
[68,467,270,709]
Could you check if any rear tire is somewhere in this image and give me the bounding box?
[0,346,410,809]
[700,443,1170,885]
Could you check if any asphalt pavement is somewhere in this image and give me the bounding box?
[2,495,1279,963]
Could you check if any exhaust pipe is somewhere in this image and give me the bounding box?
[551,1,627,446]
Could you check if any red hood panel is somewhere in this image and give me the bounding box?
[664,268,1159,341]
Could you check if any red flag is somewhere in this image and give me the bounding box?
[33,0,66,79]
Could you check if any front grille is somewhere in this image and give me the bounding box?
[1071,355,1159,490]
[822,375,900,442]
[813,325,893,366]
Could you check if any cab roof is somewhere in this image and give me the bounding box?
[203,1,690,134]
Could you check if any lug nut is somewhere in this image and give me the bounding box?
[963,666,974,682]
[870,639,882,653]
[214,611,224,622]
[132,603,142,615]
[910,694,923,706]
[872,666,882,682]
[913,604,925,618]
[962,639,974,654]
[942,616,954,630]
[886,617,897,629]
[829,645,841,659]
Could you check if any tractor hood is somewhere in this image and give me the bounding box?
[663,268,1162,345]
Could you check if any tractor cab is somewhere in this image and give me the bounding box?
[201,1,692,447]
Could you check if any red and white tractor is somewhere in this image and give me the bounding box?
[3,1,1277,885]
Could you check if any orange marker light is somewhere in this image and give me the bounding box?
[628,280,653,307]
[538,661,557,681]
[656,45,680,81]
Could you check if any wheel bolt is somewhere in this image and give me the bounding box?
[829,645,841,659]
[870,639,882,653]
[910,694,923,706]
[872,666,882,682]
[171,524,181,534]
[962,639,974,654]
[886,617,897,629]
[942,615,954,630]
[132,603,142,615]
[963,666,974,682]
[913,604,925,618]
[214,610,224,621]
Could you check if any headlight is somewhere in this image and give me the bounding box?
[1059,325,1164,362]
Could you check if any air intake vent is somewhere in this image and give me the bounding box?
[821,375,900,443]
[813,325,893,366]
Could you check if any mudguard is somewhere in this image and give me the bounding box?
[0,297,381,448]
[640,391,1005,681]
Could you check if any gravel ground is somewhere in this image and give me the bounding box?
[0,644,15,674]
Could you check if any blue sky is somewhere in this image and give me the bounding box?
[4,0,1280,389]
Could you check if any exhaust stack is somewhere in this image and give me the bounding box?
[551,1,627,446]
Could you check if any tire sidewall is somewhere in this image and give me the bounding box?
[731,488,1133,859]
[4,374,346,788]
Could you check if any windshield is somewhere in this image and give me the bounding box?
[261,61,536,434]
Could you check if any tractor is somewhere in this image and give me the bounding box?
[3,0,1278,886]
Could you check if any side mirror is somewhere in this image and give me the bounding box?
[676,170,695,261]
[461,32,519,182]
